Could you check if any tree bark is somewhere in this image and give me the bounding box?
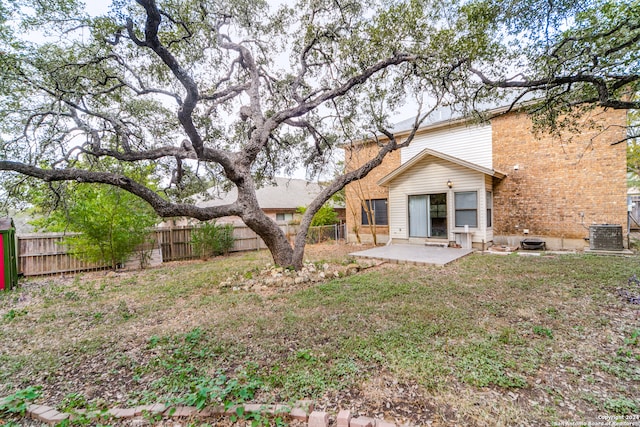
[243,210,295,267]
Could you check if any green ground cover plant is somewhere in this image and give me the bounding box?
[0,246,638,425]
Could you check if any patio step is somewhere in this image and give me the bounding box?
[424,242,448,248]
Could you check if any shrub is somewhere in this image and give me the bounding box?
[297,204,340,243]
[296,204,339,227]
[191,221,235,259]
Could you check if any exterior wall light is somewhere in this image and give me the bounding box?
[447,180,453,189]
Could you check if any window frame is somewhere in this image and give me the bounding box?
[276,212,293,222]
[361,198,388,226]
[454,191,478,228]
[486,191,493,228]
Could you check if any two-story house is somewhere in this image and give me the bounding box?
[344,106,628,250]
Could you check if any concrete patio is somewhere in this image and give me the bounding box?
[350,244,474,266]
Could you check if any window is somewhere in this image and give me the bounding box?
[455,191,477,227]
[276,213,293,222]
[486,191,493,228]
[361,199,388,225]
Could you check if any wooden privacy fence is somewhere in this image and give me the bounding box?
[17,223,343,276]
[155,224,292,262]
[17,233,163,276]
[18,224,292,276]
[17,233,109,276]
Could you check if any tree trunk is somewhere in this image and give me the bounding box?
[241,207,295,268]
[291,212,314,270]
[291,238,307,271]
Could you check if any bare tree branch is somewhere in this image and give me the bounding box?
[0,160,241,220]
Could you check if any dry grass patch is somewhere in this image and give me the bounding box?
[1,246,639,426]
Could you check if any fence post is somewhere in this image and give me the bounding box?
[169,227,175,261]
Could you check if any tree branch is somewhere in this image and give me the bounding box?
[274,52,418,125]
[468,65,640,110]
[0,161,241,220]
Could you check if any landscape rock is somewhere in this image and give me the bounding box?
[218,259,372,294]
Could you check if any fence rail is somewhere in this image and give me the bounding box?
[17,223,345,276]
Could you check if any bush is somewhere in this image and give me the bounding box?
[296,204,340,243]
[31,182,158,270]
[296,204,339,226]
[191,221,235,259]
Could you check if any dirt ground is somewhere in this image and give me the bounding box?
[2,243,639,426]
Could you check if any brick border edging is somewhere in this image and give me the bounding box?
[23,401,311,425]
[19,400,402,427]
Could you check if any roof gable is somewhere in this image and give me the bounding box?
[378,148,506,186]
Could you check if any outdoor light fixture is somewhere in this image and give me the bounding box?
[447,180,453,188]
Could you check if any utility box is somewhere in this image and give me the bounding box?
[589,224,624,251]
[0,218,18,291]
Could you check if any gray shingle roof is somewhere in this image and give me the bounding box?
[197,177,337,209]
[0,217,15,231]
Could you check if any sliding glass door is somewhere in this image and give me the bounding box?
[409,193,447,238]
[409,195,428,237]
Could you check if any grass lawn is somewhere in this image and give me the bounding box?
[1,244,639,426]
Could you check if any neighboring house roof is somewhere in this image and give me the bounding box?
[197,177,343,210]
[0,217,15,231]
[378,147,507,187]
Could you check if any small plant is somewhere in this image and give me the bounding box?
[229,406,288,427]
[341,257,358,266]
[0,386,42,416]
[295,349,317,363]
[147,335,161,348]
[533,325,554,339]
[3,309,28,322]
[59,392,87,412]
[64,291,80,301]
[544,307,560,319]
[180,365,264,414]
[117,300,135,320]
[625,329,640,346]
[454,342,528,388]
[184,327,204,344]
[497,327,525,345]
[616,330,640,361]
[604,397,639,415]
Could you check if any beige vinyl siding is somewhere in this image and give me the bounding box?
[401,124,493,169]
[388,156,487,241]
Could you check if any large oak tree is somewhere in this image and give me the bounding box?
[0,0,637,268]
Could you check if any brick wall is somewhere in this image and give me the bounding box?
[344,143,400,241]
[491,108,628,242]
